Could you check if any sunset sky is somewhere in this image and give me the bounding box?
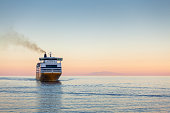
[0,0,170,76]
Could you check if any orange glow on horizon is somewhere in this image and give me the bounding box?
[0,47,169,76]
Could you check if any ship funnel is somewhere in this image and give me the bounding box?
[44,52,47,58]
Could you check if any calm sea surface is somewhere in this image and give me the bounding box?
[0,76,170,113]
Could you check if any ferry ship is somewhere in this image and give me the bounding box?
[36,53,63,82]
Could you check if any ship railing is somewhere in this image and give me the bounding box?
[41,69,61,73]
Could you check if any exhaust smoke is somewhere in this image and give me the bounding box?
[0,30,45,53]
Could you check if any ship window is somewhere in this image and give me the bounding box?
[46,65,57,68]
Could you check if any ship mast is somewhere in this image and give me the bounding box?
[49,52,52,57]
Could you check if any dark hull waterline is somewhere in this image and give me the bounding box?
[36,73,61,82]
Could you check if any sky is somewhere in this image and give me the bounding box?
[0,0,170,76]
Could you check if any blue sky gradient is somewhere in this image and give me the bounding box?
[0,0,170,75]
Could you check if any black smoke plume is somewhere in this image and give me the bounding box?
[0,30,45,53]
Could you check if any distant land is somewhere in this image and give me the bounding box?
[63,71,170,76]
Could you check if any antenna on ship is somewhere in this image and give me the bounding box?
[49,52,52,57]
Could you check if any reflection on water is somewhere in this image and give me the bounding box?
[0,76,170,112]
[0,77,63,113]
[36,81,62,113]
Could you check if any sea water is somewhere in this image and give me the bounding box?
[0,76,170,112]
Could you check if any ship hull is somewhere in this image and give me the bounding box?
[36,73,61,82]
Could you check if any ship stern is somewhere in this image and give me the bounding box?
[40,73,61,82]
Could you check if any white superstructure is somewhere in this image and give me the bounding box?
[36,53,63,81]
